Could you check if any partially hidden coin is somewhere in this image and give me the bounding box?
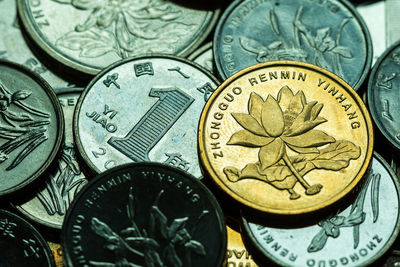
[48,242,63,267]
[368,40,400,151]
[213,0,372,90]
[74,55,219,178]
[0,209,55,266]
[17,0,219,75]
[0,0,70,88]
[14,88,87,229]
[62,163,227,266]
[188,42,215,75]
[241,153,400,267]
[0,60,64,197]
[198,61,373,215]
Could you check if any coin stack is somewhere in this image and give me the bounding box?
[0,0,399,266]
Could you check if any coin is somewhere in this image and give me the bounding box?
[368,40,400,151]
[14,88,87,229]
[0,0,70,88]
[0,209,55,266]
[74,55,218,178]
[188,42,215,75]
[213,0,372,90]
[17,0,219,75]
[0,60,64,197]
[61,163,227,266]
[198,61,373,215]
[241,153,400,267]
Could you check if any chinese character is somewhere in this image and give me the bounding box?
[164,153,190,171]
[134,62,154,77]
[0,219,16,238]
[377,72,397,90]
[168,66,190,79]
[103,73,120,89]
[23,239,40,259]
[197,82,215,101]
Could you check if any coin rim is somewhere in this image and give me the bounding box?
[240,152,400,266]
[212,0,373,91]
[61,162,227,267]
[17,0,220,75]
[198,60,374,215]
[0,59,64,197]
[73,53,220,175]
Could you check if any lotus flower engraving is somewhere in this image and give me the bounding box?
[224,86,361,199]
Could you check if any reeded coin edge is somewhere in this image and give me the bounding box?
[198,60,374,215]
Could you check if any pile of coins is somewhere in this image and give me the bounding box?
[0,0,399,266]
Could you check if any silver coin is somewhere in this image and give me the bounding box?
[14,88,87,229]
[74,55,218,178]
[187,42,215,75]
[0,0,70,88]
[17,0,219,75]
[242,153,400,267]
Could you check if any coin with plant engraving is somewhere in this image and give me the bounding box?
[0,209,55,266]
[188,42,215,75]
[368,40,400,151]
[62,163,226,267]
[14,88,87,229]
[74,55,218,178]
[241,154,400,267]
[213,0,372,90]
[17,0,219,75]
[198,61,373,215]
[0,60,64,197]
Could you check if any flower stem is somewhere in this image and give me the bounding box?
[282,153,311,189]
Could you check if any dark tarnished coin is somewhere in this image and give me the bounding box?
[188,42,215,75]
[74,55,218,177]
[0,60,64,196]
[17,0,219,75]
[368,40,400,151]
[14,88,87,229]
[61,163,226,267]
[214,0,372,90]
[0,209,55,266]
[241,153,400,267]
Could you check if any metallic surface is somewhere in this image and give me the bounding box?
[198,61,373,215]
[213,0,372,91]
[17,0,219,75]
[14,88,87,229]
[74,55,219,178]
[188,42,215,75]
[242,154,400,267]
[0,209,55,266]
[48,242,64,267]
[0,60,64,196]
[61,163,227,267]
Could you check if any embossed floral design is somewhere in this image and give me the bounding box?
[224,86,360,199]
[54,0,195,58]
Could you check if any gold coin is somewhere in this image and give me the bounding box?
[47,242,64,267]
[224,224,258,267]
[198,61,373,215]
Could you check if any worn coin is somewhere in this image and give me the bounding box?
[188,42,215,75]
[17,0,219,75]
[74,55,218,178]
[14,88,87,229]
[0,0,70,88]
[198,61,373,215]
[368,40,400,151]
[0,209,55,266]
[213,0,372,90]
[241,153,400,267]
[0,60,64,196]
[62,163,227,266]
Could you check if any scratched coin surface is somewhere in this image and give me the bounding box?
[17,0,219,75]
[14,88,87,229]
[198,61,373,215]
[0,61,64,197]
[241,154,400,267]
[0,209,55,266]
[61,163,226,267]
[74,55,218,177]
[368,40,400,151]
[213,0,372,90]
[188,42,215,75]
[0,0,70,88]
